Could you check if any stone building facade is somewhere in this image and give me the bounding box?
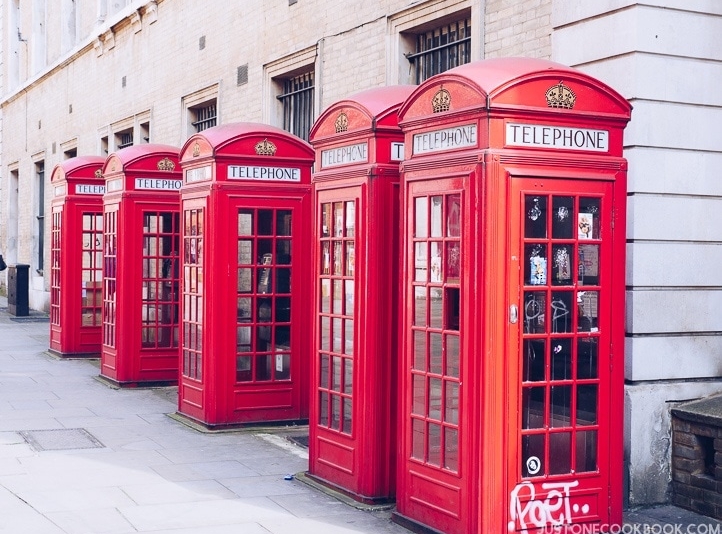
[0,0,720,509]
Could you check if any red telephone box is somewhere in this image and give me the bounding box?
[394,58,631,534]
[177,123,314,428]
[49,156,106,358]
[308,86,415,502]
[99,144,182,387]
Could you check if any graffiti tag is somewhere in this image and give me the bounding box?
[508,480,590,531]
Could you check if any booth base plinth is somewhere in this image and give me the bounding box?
[168,411,309,433]
[47,349,101,360]
[297,471,395,508]
[94,374,177,390]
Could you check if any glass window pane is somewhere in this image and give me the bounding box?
[344,358,353,395]
[333,202,344,237]
[238,268,252,293]
[522,386,545,429]
[321,279,331,313]
[550,338,572,381]
[577,385,598,425]
[237,297,252,321]
[345,201,355,238]
[238,240,253,264]
[415,243,428,282]
[445,381,459,424]
[413,331,426,370]
[430,242,442,283]
[525,196,547,238]
[344,280,354,317]
[526,243,548,286]
[429,333,442,374]
[430,292,442,329]
[550,385,572,428]
[343,397,353,435]
[415,197,428,238]
[321,204,331,238]
[319,391,328,425]
[320,316,331,351]
[578,244,600,286]
[414,287,427,326]
[549,432,572,475]
[523,339,545,382]
[275,353,291,380]
[332,356,341,391]
[446,241,460,282]
[256,355,272,381]
[332,394,341,430]
[236,355,252,382]
[276,240,292,264]
[550,291,573,334]
[552,245,573,286]
[345,241,355,277]
[430,196,443,237]
[551,196,574,239]
[446,194,461,238]
[237,326,251,352]
[276,268,291,293]
[274,325,290,350]
[576,430,598,472]
[578,291,599,333]
[577,338,598,379]
[412,374,426,415]
[321,242,331,275]
[444,427,459,472]
[523,291,546,334]
[320,354,329,388]
[521,433,545,477]
[276,210,292,236]
[258,210,273,235]
[239,210,254,235]
[344,319,354,356]
[412,419,425,460]
[333,280,343,314]
[429,378,442,420]
[578,198,601,240]
[428,423,441,466]
[446,335,459,378]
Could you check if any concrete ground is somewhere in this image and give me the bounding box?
[0,295,719,533]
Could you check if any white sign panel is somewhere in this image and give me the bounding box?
[390,142,405,161]
[134,178,183,191]
[75,184,106,195]
[185,165,211,183]
[321,142,368,168]
[413,124,477,154]
[106,178,123,192]
[228,165,301,182]
[506,123,609,152]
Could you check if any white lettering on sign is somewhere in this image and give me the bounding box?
[75,183,106,195]
[321,142,368,168]
[185,165,211,183]
[134,178,183,191]
[228,165,301,182]
[106,178,123,192]
[506,123,609,152]
[390,142,405,161]
[53,185,66,197]
[413,124,477,154]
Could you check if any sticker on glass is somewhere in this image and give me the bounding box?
[530,253,547,286]
[578,213,593,240]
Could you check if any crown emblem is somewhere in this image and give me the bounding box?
[335,112,349,133]
[192,142,201,157]
[94,169,102,178]
[432,87,451,113]
[255,138,277,156]
[157,157,176,171]
[545,81,576,109]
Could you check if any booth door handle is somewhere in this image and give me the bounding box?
[510,304,518,324]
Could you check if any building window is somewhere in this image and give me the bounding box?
[407,17,471,84]
[36,161,45,273]
[276,71,314,141]
[116,129,133,149]
[190,101,217,133]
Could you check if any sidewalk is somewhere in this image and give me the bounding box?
[0,296,719,534]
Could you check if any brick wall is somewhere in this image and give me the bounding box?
[672,414,722,519]
[485,0,552,59]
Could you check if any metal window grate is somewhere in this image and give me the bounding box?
[407,18,471,84]
[117,132,133,149]
[37,163,45,272]
[277,71,314,141]
[192,103,217,132]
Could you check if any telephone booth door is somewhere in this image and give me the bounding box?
[398,176,473,534]
[100,145,182,387]
[177,122,314,428]
[506,177,620,531]
[49,156,106,358]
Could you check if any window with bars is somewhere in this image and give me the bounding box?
[276,71,314,141]
[191,101,217,133]
[116,130,133,150]
[407,18,471,84]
